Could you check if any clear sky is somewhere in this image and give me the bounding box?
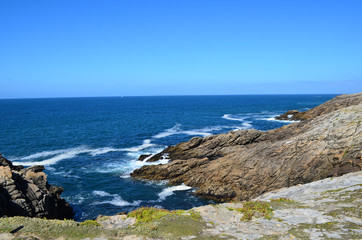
[1,0,361,98]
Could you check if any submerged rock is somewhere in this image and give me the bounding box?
[137,154,152,161]
[0,154,73,219]
[131,93,362,202]
[275,110,300,120]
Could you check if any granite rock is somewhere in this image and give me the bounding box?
[0,155,73,219]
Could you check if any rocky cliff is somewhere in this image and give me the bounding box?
[131,93,362,202]
[275,92,362,121]
[0,155,73,219]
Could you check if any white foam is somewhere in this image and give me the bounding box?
[19,149,68,160]
[92,190,141,207]
[65,193,86,204]
[12,140,159,166]
[242,121,253,128]
[93,190,113,197]
[153,124,232,139]
[222,114,253,130]
[158,184,193,201]
[89,147,123,156]
[119,153,170,178]
[153,124,182,139]
[121,139,155,152]
[183,126,227,137]
[52,170,80,178]
[12,146,91,166]
[102,197,141,207]
[265,117,300,123]
[222,114,246,121]
[183,130,211,137]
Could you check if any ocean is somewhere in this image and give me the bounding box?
[0,94,336,220]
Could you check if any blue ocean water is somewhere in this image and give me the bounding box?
[0,95,336,220]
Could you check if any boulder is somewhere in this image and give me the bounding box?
[138,154,152,161]
[0,155,73,219]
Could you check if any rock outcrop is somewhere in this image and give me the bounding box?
[131,93,362,202]
[0,154,73,219]
[276,92,362,121]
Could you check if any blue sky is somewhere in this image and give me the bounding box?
[1,0,361,98]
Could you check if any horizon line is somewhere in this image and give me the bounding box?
[0,93,345,100]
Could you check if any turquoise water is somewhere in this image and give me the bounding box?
[0,95,336,220]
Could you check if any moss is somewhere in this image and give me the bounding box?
[288,221,362,240]
[127,207,171,223]
[321,184,361,196]
[125,209,216,239]
[80,219,100,227]
[127,207,201,224]
[270,197,294,203]
[256,235,282,240]
[230,201,273,221]
[327,206,361,219]
[0,216,120,239]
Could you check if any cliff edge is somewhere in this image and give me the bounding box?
[131,93,362,201]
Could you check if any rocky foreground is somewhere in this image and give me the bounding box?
[131,93,362,202]
[0,154,73,219]
[0,171,360,239]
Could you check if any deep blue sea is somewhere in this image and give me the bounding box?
[0,95,336,220]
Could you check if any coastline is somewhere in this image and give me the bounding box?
[1,93,361,239]
[131,93,362,202]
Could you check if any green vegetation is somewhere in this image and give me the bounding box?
[127,206,201,223]
[80,219,100,227]
[127,207,171,223]
[270,197,294,203]
[228,201,273,220]
[0,214,216,240]
[125,207,223,239]
[1,185,360,239]
[0,216,119,239]
[287,222,361,240]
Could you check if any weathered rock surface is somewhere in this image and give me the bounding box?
[196,171,362,240]
[131,93,362,202]
[0,154,73,219]
[276,92,362,121]
[1,172,361,239]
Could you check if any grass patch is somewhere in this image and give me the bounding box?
[0,216,120,239]
[125,207,214,239]
[327,206,362,219]
[228,201,273,220]
[288,221,362,240]
[80,219,100,227]
[127,207,171,223]
[127,207,201,224]
[270,197,294,203]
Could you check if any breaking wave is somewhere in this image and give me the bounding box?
[92,190,141,207]
[158,184,193,201]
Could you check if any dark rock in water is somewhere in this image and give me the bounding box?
[0,155,74,219]
[275,110,300,120]
[131,93,362,202]
[138,154,152,161]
